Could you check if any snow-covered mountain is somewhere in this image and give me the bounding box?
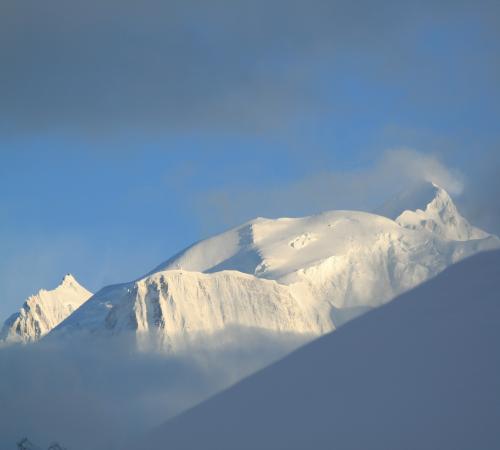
[0,274,92,344]
[136,249,500,450]
[48,183,499,350]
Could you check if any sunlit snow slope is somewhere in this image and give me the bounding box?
[0,274,92,344]
[50,184,499,349]
[138,250,500,450]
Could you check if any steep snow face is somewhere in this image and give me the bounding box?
[51,270,325,350]
[140,250,500,450]
[0,274,92,344]
[50,184,499,350]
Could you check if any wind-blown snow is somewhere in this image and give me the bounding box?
[49,184,499,350]
[0,274,92,344]
[137,250,500,450]
[375,181,445,219]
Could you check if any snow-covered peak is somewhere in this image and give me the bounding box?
[49,192,499,351]
[394,183,489,241]
[61,273,78,285]
[0,275,92,344]
[151,211,407,282]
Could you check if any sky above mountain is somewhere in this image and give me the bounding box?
[1,0,500,321]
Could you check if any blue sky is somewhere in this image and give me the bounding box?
[1,0,499,321]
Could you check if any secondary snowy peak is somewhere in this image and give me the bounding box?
[0,274,92,344]
[377,182,489,241]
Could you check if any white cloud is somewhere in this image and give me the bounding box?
[193,148,464,231]
[380,148,464,195]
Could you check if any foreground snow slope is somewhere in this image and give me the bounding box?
[50,183,499,349]
[1,274,92,344]
[138,250,500,450]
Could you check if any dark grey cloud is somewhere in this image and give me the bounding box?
[1,0,499,135]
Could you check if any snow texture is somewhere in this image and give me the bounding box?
[137,249,500,450]
[49,183,499,351]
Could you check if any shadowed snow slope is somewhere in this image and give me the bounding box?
[0,274,92,344]
[50,184,499,350]
[138,250,500,450]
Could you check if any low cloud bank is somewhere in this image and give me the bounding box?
[0,328,310,450]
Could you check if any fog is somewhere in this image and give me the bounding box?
[0,328,310,450]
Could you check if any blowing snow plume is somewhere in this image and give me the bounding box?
[195,149,467,229]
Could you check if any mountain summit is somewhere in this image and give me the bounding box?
[376,182,488,241]
[395,183,489,241]
[0,274,92,344]
[49,185,499,351]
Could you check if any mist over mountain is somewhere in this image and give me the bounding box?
[0,183,498,450]
[2,0,499,447]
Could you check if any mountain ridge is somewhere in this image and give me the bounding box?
[48,183,500,351]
